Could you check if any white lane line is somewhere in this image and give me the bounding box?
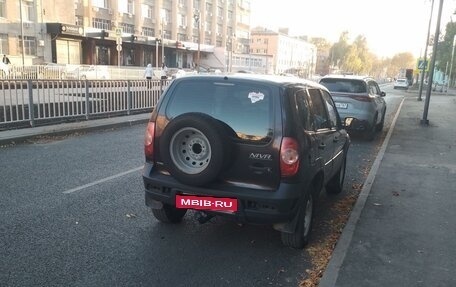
[63,166,143,194]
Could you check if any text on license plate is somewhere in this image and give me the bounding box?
[176,195,238,212]
[335,102,348,109]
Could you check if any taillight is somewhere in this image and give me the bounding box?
[347,95,374,102]
[280,137,299,177]
[144,122,155,161]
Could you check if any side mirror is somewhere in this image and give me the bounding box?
[342,117,355,128]
[380,91,386,97]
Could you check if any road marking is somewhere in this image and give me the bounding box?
[63,166,143,194]
[319,97,405,287]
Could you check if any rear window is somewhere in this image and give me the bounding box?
[166,80,274,143]
[320,78,367,93]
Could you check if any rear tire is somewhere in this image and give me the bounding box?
[281,191,314,249]
[326,154,346,194]
[365,114,378,141]
[151,204,187,223]
[376,110,386,131]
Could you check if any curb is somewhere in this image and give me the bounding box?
[318,97,405,287]
[0,117,149,145]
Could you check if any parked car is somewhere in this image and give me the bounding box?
[76,65,110,80]
[394,78,409,90]
[143,74,351,248]
[319,75,386,140]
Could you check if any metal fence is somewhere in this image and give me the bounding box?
[0,79,170,129]
[0,64,166,80]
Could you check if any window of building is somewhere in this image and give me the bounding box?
[161,9,170,23]
[92,0,108,8]
[177,33,186,41]
[92,18,111,30]
[0,0,5,18]
[206,3,212,14]
[75,16,83,26]
[194,0,200,10]
[119,23,135,34]
[23,0,35,21]
[127,0,134,14]
[178,0,185,7]
[0,33,8,54]
[142,27,154,37]
[17,36,36,56]
[141,4,153,19]
[178,14,186,27]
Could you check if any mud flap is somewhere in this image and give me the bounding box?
[272,206,302,233]
[145,196,164,209]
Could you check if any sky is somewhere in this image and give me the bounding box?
[250,0,456,58]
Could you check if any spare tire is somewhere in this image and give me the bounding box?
[160,113,230,186]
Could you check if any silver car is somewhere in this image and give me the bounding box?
[319,75,386,140]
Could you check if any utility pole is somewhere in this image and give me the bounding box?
[160,9,166,67]
[418,0,434,101]
[19,0,25,67]
[447,35,456,92]
[421,0,444,125]
[193,10,201,71]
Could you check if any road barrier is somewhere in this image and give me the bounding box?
[0,79,170,129]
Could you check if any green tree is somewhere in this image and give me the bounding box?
[329,31,350,67]
[341,45,363,73]
[435,22,456,78]
[388,52,415,77]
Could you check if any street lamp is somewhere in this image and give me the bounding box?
[160,9,166,67]
[193,10,201,71]
[418,0,435,101]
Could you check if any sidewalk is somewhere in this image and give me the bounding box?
[0,113,150,145]
[320,93,456,286]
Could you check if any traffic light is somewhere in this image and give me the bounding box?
[130,35,137,42]
[101,30,108,39]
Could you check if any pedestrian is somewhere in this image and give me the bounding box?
[2,54,11,65]
[144,63,153,80]
[161,63,168,80]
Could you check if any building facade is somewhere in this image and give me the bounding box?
[0,0,251,70]
[250,27,316,77]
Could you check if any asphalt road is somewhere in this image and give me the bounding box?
[0,84,405,287]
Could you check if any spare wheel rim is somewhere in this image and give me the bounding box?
[169,127,212,174]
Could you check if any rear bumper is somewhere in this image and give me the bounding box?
[143,163,304,224]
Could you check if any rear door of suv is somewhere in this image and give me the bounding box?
[307,88,338,178]
[161,78,282,190]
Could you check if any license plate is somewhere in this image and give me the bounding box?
[335,102,348,109]
[176,195,238,212]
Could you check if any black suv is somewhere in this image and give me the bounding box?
[143,74,350,248]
